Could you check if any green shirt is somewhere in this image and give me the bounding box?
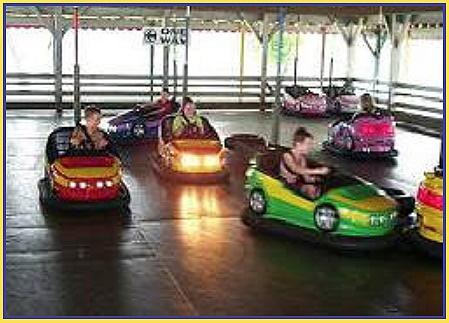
[172,114,204,137]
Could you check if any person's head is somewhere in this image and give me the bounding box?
[182,97,196,118]
[84,105,102,130]
[360,93,375,112]
[160,87,170,102]
[292,127,314,155]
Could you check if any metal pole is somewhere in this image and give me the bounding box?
[173,15,178,99]
[73,7,81,124]
[319,27,326,91]
[388,14,398,110]
[260,14,269,110]
[239,23,245,103]
[270,8,285,145]
[150,44,154,101]
[53,6,63,113]
[163,10,170,88]
[182,6,190,102]
[294,20,299,86]
[329,57,333,90]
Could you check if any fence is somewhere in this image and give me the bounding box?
[6,73,443,128]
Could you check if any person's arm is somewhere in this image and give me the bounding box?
[102,132,120,158]
[283,153,329,176]
[196,116,205,134]
[70,126,85,147]
[172,117,184,137]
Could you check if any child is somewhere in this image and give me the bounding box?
[360,93,376,114]
[70,105,110,150]
[172,97,205,138]
[280,127,330,199]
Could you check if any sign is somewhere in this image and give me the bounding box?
[143,27,188,46]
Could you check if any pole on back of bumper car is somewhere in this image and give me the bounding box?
[53,6,63,114]
[270,8,285,145]
[163,10,170,89]
[319,26,327,91]
[182,6,190,103]
[73,6,81,124]
[172,14,178,100]
[293,16,300,86]
[260,13,269,111]
[150,44,154,102]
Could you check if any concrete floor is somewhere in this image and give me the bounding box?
[5,110,443,317]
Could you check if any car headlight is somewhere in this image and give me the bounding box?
[180,154,201,168]
[203,155,220,168]
[69,181,77,189]
[105,180,114,187]
[96,181,104,188]
[79,182,87,189]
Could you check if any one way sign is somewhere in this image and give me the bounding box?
[143,27,189,46]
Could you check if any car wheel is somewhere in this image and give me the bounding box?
[132,123,146,138]
[249,190,267,215]
[314,205,339,232]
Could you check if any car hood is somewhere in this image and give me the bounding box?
[172,139,222,155]
[324,176,396,212]
[108,110,140,126]
[53,156,120,179]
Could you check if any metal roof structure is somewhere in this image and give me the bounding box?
[5,5,444,38]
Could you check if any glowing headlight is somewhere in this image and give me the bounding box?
[79,182,87,189]
[203,155,220,167]
[69,181,77,189]
[180,154,201,168]
[105,180,113,187]
[96,181,104,188]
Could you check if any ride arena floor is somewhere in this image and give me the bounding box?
[5,109,443,317]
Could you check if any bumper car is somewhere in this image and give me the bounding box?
[411,166,443,258]
[107,99,179,143]
[282,85,328,117]
[150,115,228,184]
[324,86,359,114]
[38,127,130,211]
[243,146,414,251]
[323,109,398,158]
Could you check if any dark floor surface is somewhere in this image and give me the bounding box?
[5,110,443,317]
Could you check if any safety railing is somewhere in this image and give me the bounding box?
[6,73,443,122]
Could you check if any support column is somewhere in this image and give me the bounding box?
[373,28,382,94]
[162,10,170,88]
[270,8,285,145]
[388,14,411,109]
[346,21,362,80]
[239,23,245,103]
[361,25,388,97]
[260,14,269,111]
[53,6,63,113]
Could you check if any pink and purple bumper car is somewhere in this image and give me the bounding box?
[325,86,359,114]
[282,85,328,117]
[323,109,398,158]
